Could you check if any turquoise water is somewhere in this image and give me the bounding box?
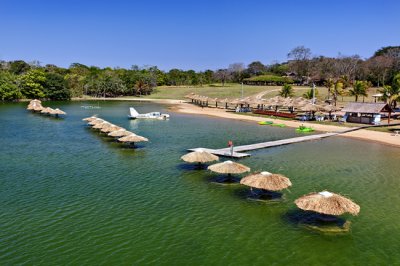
[1,101,400,265]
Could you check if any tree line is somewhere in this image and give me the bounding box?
[0,45,399,102]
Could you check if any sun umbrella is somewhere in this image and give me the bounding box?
[240,171,292,191]
[107,129,133,137]
[50,108,66,115]
[118,134,148,142]
[40,107,54,114]
[100,125,124,133]
[295,191,360,216]
[82,116,98,122]
[208,160,250,175]
[301,104,321,112]
[181,149,219,164]
[33,105,44,111]
[92,121,111,129]
[88,119,105,126]
[321,105,339,112]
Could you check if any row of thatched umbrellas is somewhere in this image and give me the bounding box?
[27,99,67,117]
[181,149,360,217]
[185,93,340,113]
[83,116,149,147]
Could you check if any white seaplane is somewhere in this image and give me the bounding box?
[128,107,170,120]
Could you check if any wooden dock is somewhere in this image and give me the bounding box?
[189,122,400,158]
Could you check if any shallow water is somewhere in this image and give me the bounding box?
[1,101,400,265]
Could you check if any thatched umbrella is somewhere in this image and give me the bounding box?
[240,171,292,191]
[181,149,219,164]
[92,121,112,129]
[50,108,66,116]
[295,191,360,216]
[88,118,105,126]
[208,160,250,175]
[82,116,98,122]
[33,105,44,112]
[40,107,54,114]
[100,125,124,133]
[107,129,133,137]
[118,134,149,147]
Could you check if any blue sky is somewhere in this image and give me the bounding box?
[1,0,399,71]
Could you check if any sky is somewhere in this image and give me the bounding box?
[1,0,399,71]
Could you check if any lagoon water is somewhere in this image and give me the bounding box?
[1,101,400,265]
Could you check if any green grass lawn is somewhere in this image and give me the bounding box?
[142,83,383,106]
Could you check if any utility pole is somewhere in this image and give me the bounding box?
[312,83,316,105]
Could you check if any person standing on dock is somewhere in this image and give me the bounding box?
[228,140,234,157]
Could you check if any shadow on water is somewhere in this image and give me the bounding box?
[283,209,351,234]
[176,163,208,171]
[207,174,242,185]
[29,112,65,121]
[232,187,285,203]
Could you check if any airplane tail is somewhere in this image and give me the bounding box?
[129,107,139,117]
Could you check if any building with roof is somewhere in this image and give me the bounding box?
[342,102,393,124]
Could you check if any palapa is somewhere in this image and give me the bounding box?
[208,160,250,174]
[82,116,98,122]
[50,108,66,115]
[301,104,321,112]
[181,149,219,164]
[40,107,54,114]
[33,105,44,111]
[240,171,292,191]
[118,134,149,143]
[100,125,124,133]
[88,118,105,125]
[295,191,360,216]
[107,129,133,137]
[92,121,111,129]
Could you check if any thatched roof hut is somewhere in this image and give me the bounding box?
[88,118,105,125]
[82,116,98,122]
[118,134,149,143]
[92,121,111,129]
[295,191,360,216]
[342,102,392,114]
[240,171,292,191]
[100,125,124,133]
[181,149,219,164]
[50,108,66,115]
[208,160,250,174]
[301,104,321,112]
[107,129,133,137]
[40,107,54,114]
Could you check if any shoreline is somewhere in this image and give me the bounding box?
[74,97,400,147]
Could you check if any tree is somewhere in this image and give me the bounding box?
[9,60,31,75]
[0,71,21,101]
[19,69,46,99]
[379,73,400,108]
[303,88,319,100]
[214,69,231,86]
[324,78,335,100]
[228,63,245,82]
[44,72,71,100]
[332,81,344,106]
[349,81,368,102]
[279,84,294,98]
[287,46,312,84]
[247,61,266,76]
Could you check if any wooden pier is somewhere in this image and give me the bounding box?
[189,123,400,158]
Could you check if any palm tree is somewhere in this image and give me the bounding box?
[279,83,294,98]
[332,81,343,106]
[324,78,334,100]
[379,74,400,108]
[303,88,319,99]
[349,81,368,102]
